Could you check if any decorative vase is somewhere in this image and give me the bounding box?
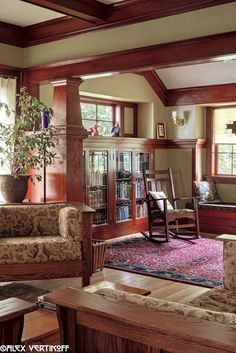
[0,175,30,203]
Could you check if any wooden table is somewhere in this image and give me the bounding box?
[0,297,37,344]
[84,280,151,296]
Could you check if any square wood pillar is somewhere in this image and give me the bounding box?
[48,78,88,202]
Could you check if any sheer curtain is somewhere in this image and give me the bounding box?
[0,77,16,200]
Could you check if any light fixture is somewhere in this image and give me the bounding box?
[226,121,236,135]
[171,111,185,126]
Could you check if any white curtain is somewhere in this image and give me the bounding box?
[0,77,16,200]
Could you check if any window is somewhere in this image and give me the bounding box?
[213,107,236,176]
[81,101,114,136]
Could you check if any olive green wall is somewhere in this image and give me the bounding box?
[0,43,23,67]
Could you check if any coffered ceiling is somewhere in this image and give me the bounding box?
[1,0,236,103]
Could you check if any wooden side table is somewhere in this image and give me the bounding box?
[84,280,151,296]
[0,297,37,344]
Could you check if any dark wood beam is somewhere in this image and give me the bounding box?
[10,0,235,47]
[24,31,236,83]
[0,21,24,47]
[140,71,167,105]
[167,83,236,105]
[20,0,107,23]
[108,0,235,24]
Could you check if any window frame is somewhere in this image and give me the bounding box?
[206,106,236,183]
[80,96,137,137]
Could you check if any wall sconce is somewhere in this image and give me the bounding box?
[226,121,236,134]
[171,111,185,126]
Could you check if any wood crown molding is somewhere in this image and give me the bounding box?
[0,0,234,47]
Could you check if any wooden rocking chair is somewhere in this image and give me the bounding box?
[142,168,200,242]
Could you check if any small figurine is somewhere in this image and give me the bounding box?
[89,123,99,136]
[110,122,120,137]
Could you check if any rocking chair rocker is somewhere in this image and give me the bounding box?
[142,168,200,242]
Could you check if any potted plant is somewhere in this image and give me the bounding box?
[0,87,57,203]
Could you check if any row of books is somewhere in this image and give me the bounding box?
[136,179,146,198]
[116,205,131,221]
[136,203,148,218]
[93,210,108,225]
[90,189,107,208]
[116,181,131,199]
[89,171,107,186]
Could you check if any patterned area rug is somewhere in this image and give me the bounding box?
[105,236,223,287]
[0,283,49,302]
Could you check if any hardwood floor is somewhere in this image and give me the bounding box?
[22,267,209,345]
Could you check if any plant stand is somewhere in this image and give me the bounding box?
[92,240,107,272]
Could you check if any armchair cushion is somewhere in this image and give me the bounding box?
[0,235,82,264]
[59,206,82,241]
[95,288,236,327]
[193,181,222,204]
[224,241,236,292]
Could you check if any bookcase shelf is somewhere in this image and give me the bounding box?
[83,138,153,239]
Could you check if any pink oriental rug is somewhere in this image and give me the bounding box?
[105,236,223,287]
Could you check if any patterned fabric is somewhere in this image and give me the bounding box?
[0,203,84,264]
[59,206,82,241]
[193,181,222,203]
[95,288,236,327]
[0,235,82,264]
[189,287,236,313]
[149,191,173,211]
[0,203,68,236]
[224,241,236,292]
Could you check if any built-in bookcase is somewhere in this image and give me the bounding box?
[83,137,153,239]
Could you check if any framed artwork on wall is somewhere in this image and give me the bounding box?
[157,122,166,139]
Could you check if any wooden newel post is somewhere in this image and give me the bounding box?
[49,77,88,202]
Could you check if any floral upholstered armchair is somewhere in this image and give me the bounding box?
[0,202,94,286]
[189,240,236,313]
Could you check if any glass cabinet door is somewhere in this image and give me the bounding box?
[135,152,150,218]
[116,151,132,222]
[89,151,108,225]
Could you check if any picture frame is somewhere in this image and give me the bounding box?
[157,122,166,139]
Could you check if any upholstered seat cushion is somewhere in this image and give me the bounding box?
[188,287,236,313]
[0,236,82,264]
[95,288,236,327]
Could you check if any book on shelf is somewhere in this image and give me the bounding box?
[36,295,56,312]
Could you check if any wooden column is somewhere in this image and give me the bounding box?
[48,78,88,202]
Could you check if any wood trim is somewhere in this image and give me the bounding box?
[21,0,107,23]
[0,21,24,47]
[167,83,236,106]
[140,70,167,105]
[207,175,236,184]
[12,0,235,47]
[205,107,215,176]
[24,31,236,83]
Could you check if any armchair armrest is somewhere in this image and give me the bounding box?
[59,206,83,241]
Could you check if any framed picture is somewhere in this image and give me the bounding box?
[157,122,166,139]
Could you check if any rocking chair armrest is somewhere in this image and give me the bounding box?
[173,196,199,201]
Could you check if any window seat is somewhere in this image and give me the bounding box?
[198,202,236,234]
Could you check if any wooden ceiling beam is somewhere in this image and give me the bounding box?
[20,0,107,23]
[0,0,231,47]
[167,83,236,106]
[0,21,24,47]
[108,0,235,23]
[24,31,236,83]
[140,71,167,106]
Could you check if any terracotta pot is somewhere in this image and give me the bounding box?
[0,175,30,203]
